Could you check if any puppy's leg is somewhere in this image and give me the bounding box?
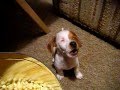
[74,58,83,79]
[74,66,83,79]
[56,68,64,80]
[52,58,55,62]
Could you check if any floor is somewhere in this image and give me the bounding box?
[1,0,120,90]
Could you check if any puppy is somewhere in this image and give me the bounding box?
[47,28,83,80]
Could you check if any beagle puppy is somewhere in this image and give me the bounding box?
[47,28,83,80]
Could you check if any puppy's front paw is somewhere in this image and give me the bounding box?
[52,58,54,62]
[56,74,64,80]
[76,72,83,79]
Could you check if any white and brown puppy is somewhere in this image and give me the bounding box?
[47,28,83,80]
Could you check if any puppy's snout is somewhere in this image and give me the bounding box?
[70,41,77,48]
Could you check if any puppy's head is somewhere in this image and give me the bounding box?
[47,29,82,58]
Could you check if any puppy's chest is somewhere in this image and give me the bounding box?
[54,55,77,70]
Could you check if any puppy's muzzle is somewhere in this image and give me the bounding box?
[69,41,78,56]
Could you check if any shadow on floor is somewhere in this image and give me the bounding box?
[26,0,59,26]
[0,0,57,52]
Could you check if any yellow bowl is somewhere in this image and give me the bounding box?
[0,53,62,90]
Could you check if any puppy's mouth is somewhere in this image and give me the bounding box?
[69,49,78,56]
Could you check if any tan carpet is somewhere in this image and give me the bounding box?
[16,12,120,90]
[11,0,120,90]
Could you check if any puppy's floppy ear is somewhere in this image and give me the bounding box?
[69,31,82,47]
[47,36,57,55]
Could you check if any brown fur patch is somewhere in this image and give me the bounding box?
[69,31,82,48]
[47,36,56,54]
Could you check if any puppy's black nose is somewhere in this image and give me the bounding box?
[70,41,77,48]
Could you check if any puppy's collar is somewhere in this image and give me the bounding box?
[56,47,66,56]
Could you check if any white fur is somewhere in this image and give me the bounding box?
[49,29,83,80]
[56,30,76,58]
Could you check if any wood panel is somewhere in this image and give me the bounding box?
[16,0,50,33]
